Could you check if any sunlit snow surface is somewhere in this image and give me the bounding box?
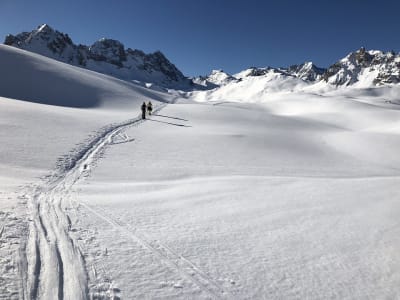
[1,44,400,299]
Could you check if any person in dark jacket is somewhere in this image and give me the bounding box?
[141,102,147,119]
[147,101,153,115]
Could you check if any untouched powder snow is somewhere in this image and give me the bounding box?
[1,44,400,299]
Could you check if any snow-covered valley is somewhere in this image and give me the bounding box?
[1,43,400,299]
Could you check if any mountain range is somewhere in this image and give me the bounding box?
[5,24,190,89]
[4,24,400,90]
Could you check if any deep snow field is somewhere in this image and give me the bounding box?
[1,44,400,299]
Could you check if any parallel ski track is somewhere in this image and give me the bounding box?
[80,203,232,299]
[24,103,166,300]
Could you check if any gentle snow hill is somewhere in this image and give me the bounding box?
[0,43,174,200]
[73,98,400,298]
[0,44,172,109]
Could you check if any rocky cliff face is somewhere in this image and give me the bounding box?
[5,24,190,88]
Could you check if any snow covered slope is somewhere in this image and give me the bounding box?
[72,97,400,298]
[1,35,400,299]
[5,24,190,89]
[0,44,174,299]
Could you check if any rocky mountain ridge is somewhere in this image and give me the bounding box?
[323,47,400,86]
[197,48,400,88]
[5,24,190,88]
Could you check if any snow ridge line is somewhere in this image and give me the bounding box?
[24,104,167,300]
[81,204,232,299]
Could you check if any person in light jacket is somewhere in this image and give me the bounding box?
[147,101,153,115]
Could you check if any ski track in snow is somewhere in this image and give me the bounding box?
[21,104,167,300]
[80,203,232,299]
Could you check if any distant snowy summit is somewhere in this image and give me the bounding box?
[5,24,190,89]
[195,48,400,89]
[232,62,325,82]
[323,47,400,86]
[192,70,239,88]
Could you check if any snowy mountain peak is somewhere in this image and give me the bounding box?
[191,69,238,89]
[4,24,189,88]
[232,48,400,88]
[323,48,400,86]
[285,62,325,81]
[233,63,325,82]
[233,67,278,79]
[207,70,237,84]
[89,38,126,66]
[37,24,54,34]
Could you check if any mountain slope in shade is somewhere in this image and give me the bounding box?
[5,24,191,89]
[0,44,172,108]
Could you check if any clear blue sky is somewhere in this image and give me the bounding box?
[1,0,399,76]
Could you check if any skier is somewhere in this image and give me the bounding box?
[147,101,153,115]
[141,102,147,119]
